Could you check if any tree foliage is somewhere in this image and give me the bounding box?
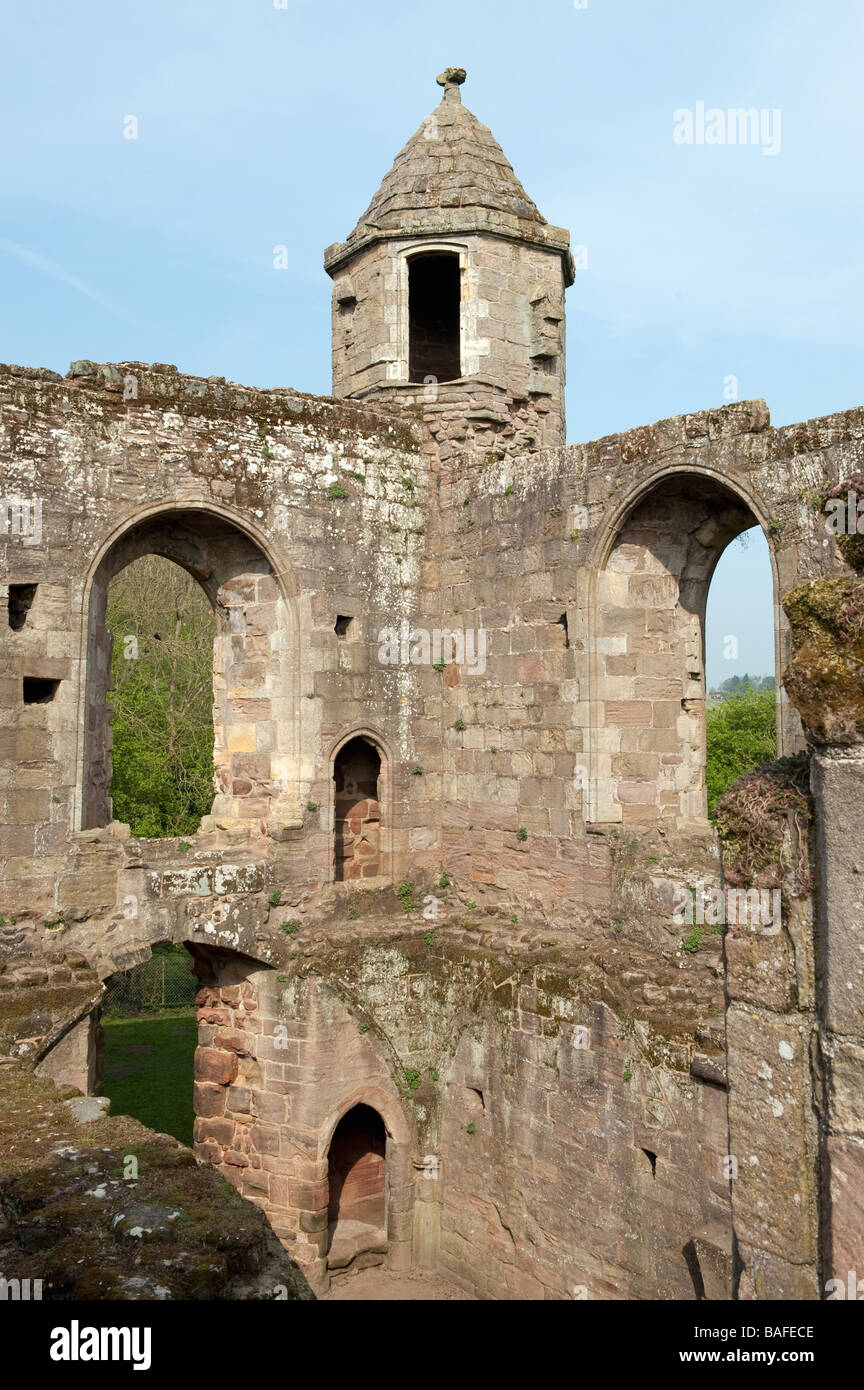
[107,556,215,837]
[706,685,777,818]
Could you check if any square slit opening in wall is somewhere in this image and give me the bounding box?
[23,677,60,704]
[642,1148,657,1178]
[8,583,37,631]
[556,612,569,648]
[334,615,354,639]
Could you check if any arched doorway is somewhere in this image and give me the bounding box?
[333,736,383,881]
[98,944,198,1145]
[327,1104,388,1270]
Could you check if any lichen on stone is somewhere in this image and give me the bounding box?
[782,575,864,744]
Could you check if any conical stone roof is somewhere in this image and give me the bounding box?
[325,68,572,280]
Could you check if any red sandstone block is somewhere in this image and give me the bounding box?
[269,1176,290,1208]
[194,1047,238,1086]
[604,700,651,727]
[287,1182,329,1211]
[196,1117,235,1146]
[615,780,655,805]
[250,1123,280,1155]
[213,1028,252,1055]
[198,1008,230,1026]
[224,1150,250,1167]
[193,1082,226,1119]
[196,1136,225,1165]
[251,1089,289,1123]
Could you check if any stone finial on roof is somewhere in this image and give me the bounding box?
[436,66,466,103]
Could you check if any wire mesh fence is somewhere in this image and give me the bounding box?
[102,944,197,1015]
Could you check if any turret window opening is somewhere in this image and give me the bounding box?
[408,252,461,383]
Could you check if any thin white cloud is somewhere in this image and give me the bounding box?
[0,239,144,324]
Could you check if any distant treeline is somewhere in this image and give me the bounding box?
[709,673,776,696]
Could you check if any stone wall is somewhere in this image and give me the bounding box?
[3,353,864,1299]
[180,924,731,1298]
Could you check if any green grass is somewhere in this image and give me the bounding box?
[102,1008,197,1147]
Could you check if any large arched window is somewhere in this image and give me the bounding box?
[106,555,214,837]
[81,508,296,834]
[704,526,777,816]
[588,474,789,827]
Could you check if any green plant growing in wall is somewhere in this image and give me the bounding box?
[404,1067,421,1092]
[401,477,414,490]
[269,890,282,907]
[682,925,703,953]
[347,905,358,921]
[466,1122,476,1135]
[517,827,528,842]
[424,930,436,947]
[623,1062,633,1082]
[454,717,465,732]
[432,657,445,671]
[412,765,423,775]
[280,921,300,935]
[438,873,451,889]
[178,841,191,853]
[327,481,348,499]
[396,882,414,913]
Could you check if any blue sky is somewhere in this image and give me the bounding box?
[3,0,861,684]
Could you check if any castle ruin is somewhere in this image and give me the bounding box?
[1,67,863,1301]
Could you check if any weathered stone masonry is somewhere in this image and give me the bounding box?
[1,67,863,1298]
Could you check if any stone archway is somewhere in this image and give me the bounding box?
[330,731,391,882]
[79,506,299,833]
[326,1103,388,1271]
[586,470,787,828]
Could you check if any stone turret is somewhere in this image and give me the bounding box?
[324,68,574,458]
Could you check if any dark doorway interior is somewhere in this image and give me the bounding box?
[327,1104,387,1270]
[408,252,461,383]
